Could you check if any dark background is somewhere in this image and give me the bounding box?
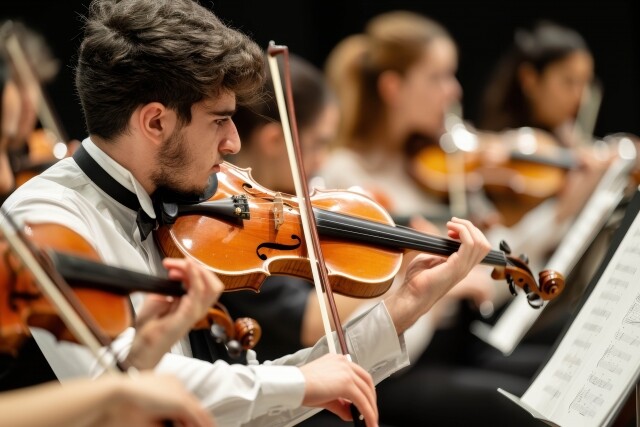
[2,0,638,142]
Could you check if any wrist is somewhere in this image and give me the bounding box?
[384,288,422,335]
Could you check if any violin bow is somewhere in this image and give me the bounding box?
[267,43,365,426]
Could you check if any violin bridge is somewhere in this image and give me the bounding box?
[272,192,284,230]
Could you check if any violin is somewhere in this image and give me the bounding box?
[0,221,260,356]
[411,128,571,196]
[155,161,565,308]
[409,125,640,227]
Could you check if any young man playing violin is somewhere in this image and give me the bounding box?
[1,42,219,427]
[1,1,491,426]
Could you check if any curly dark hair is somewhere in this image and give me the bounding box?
[75,0,266,139]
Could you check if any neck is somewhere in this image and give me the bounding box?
[91,134,156,195]
[358,118,410,156]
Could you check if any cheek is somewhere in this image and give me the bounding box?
[405,84,432,116]
[549,84,577,115]
[533,84,559,111]
[418,87,445,121]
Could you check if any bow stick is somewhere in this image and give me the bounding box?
[267,42,366,426]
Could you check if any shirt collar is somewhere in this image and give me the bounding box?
[82,137,156,219]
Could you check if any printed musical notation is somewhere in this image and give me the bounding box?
[517,205,640,427]
[623,297,640,325]
[569,387,604,418]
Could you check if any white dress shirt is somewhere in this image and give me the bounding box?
[2,138,410,427]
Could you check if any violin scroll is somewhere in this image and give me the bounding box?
[490,243,565,308]
[197,302,261,360]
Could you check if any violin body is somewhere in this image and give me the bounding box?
[156,163,403,298]
[1,222,261,355]
[0,223,131,354]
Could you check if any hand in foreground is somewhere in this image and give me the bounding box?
[102,372,216,427]
[0,373,214,427]
[127,258,223,369]
[300,353,378,427]
[385,217,491,334]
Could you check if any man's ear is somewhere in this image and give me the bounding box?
[137,102,177,146]
[255,122,285,158]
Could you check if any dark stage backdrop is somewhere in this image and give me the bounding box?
[1,0,638,142]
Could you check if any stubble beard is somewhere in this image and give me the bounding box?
[151,127,208,198]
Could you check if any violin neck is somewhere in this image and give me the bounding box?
[314,209,507,267]
[48,251,184,296]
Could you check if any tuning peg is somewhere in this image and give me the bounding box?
[507,277,517,296]
[519,253,529,264]
[499,240,512,255]
[226,339,243,360]
[526,293,544,309]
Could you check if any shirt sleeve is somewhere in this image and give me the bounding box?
[140,301,408,427]
[245,302,409,427]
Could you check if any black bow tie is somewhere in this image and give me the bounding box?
[136,207,157,241]
[73,145,217,241]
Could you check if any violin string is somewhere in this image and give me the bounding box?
[221,208,507,264]
[216,190,508,262]
[313,220,507,266]
[211,208,507,265]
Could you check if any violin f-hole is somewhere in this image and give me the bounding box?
[256,235,302,260]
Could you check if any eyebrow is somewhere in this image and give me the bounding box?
[204,107,236,117]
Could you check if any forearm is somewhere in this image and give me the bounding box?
[155,351,305,427]
[384,288,426,335]
[0,377,120,427]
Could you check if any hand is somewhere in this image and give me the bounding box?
[127,258,224,369]
[104,372,216,427]
[0,373,215,427]
[385,217,491,334]
[441,265,496,309]
[300,353,378,427]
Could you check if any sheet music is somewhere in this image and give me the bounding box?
[518,207,640,427]
[471,156,634,355]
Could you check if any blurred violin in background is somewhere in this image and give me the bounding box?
[409,115,638,226]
